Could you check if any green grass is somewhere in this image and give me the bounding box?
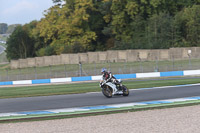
[0,78,200,99]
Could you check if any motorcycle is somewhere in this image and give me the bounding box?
[99,79,129,98]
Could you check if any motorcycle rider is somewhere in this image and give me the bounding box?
[100,68,122,93]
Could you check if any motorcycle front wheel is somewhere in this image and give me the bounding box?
[102,85,113,98]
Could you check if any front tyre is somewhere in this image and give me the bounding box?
[102,85,113,98]
[122,85,129,96]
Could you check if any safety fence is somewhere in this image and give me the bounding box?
[0,69,200,86]
[1,58,200,82]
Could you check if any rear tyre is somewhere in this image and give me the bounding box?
[102,85,113,98]
[122,85,129,96]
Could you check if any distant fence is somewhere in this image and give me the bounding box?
[1,69,200,86]
[1,58,200,81]
[10,47,200,69]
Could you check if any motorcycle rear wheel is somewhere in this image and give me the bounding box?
[122,85,129,96]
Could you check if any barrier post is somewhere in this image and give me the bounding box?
[79,62,82,76]
[18,68,21,80]
[64,64,67,77]
[34,66,37,79]
[6,68,9,81]
[188,50,191,69]
[49,65,52,78]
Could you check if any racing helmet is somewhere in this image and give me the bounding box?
[101,68,107,73]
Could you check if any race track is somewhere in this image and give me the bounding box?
[0,84,200,113]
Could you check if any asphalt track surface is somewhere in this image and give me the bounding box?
[1,84,200,113]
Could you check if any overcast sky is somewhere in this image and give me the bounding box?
[0,0,54,25]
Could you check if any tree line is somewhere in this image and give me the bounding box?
[6,0,200,60]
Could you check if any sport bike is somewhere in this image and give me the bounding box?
[99,79,129,98]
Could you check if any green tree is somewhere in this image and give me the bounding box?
[173,5,200,47]
[183,5,200,46]
[8,0,200,59]
[36,0,101,55]
[6,25,35,60]
[147,12,174,49]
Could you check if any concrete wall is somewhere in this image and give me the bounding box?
[159,50,169,60]
[52,55,61,65]
[69,54,79,64]
[27,58,36,67]
[78,53,88,63]
[19,59,28,68]
[35,57,44,67]
[10,47,200,69]
[10,60,19,69]
[193,47,200,58]
[44,56,53,66]
[98,52,107,63]
[60,54,70,64]
[126,50,139,62]
[107,50,118,62]
[88,52,98,63]
[117,50,127,62]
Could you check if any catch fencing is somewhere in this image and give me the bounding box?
[0,57,200,82]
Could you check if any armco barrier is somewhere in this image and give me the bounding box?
[114,74,136,79]
[32,79,51,84]
[0,70,200,86]
[160,71,184,77]
[0,81,13,85]
[71,76,92,82]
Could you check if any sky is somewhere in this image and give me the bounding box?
[0,0,54,25]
